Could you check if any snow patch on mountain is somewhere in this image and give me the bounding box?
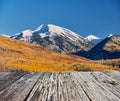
[85,35,100,41]
[11,29,33,42]
[22,30,33,37]
[33,24,83,42]
[21,30,33,42]
[108,34,113,37]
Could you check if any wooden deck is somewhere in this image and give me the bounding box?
[0,72,120,101]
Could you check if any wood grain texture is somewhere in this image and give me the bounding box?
[0,72,120,101]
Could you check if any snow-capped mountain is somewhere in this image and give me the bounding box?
[85,35,101,44]
[108,34,113,37]
[86,35,120,60]
[85,35,100,41]
[11,30,33,42]
[11,24,94,53]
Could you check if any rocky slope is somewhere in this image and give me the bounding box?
[86,35,120,60]
[11,24,94,53]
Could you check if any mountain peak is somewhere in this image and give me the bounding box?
[33,24,83,40]
[35,24,62,33]
[108,34,113,37]
[85,35,100,41]
[11,24,94,53]
[36,24,49,31]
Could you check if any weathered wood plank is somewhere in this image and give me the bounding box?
[0,72,26,92]
[0,72,11,80]
[26,73,57,101]
[105,71,120,82]
[0,72,120,101]
[91,72,120,98]
[0,72,42,101]
[73,72,120,101]
[58,73,90,101]
[26,72,90,101]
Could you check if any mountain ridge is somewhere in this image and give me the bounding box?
[86,35,120,60]
[11,24,94,53]
[84,35,101,44]
[85,35,100,41]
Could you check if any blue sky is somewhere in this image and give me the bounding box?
[0,0,120,38]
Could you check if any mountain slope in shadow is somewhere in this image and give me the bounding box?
[75,35,120,60]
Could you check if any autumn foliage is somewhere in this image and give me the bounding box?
[0,36,119,72]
